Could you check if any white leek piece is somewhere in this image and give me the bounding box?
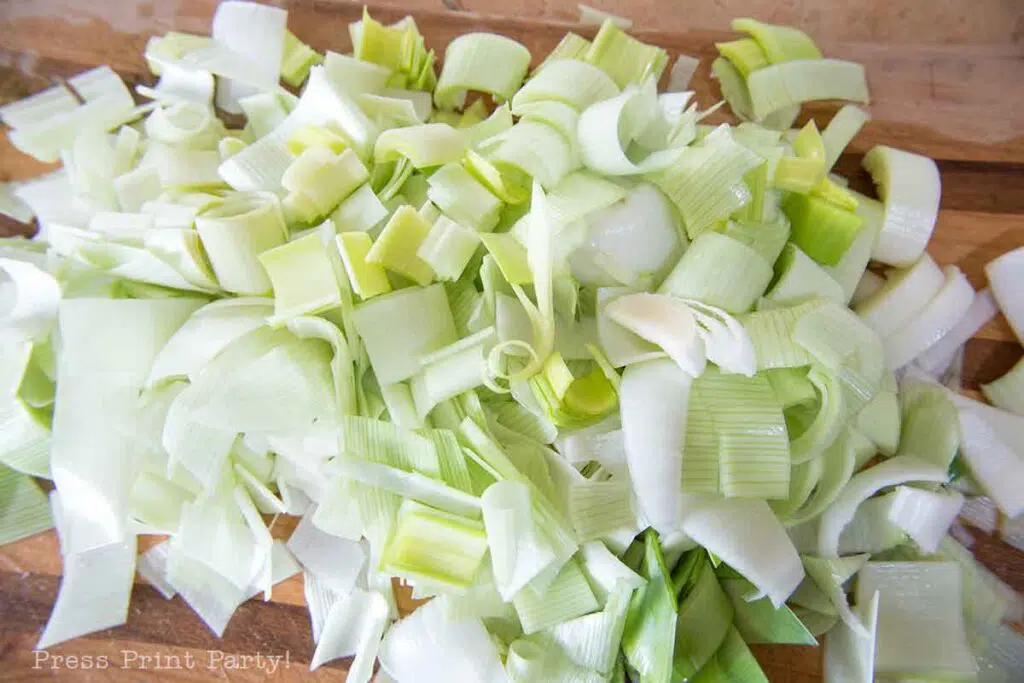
[435,33,531,109]
[887,485,964,553]
[286,513,366,595]
[863,145,941,267]
[855,562,977,678]
[619,358,694,534]
[681,497,803,608]
[883,266,974,370]
[855,253,945,339]
[0,258,61,341]
[194,192,287,295]
[821,105,869,171]
[311,587,390,676]
[375,123,467,169]
[985,246,1024,343]
[823,592,878,683]
[604,294,706,376]
[745,59,869,121]
[982,356,1024,415]
[916,287,998,376]
[481,480,559,601]
[957,405,1024,518]
[511,59,620,112]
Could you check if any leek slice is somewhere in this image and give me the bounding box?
[863,145,941,267]
[855,562,977,678]
[782,192,863,266]
[745,59,869,121]
[897,378,960,470]
[416,215,480,281]
[512,59,620,112]
[622,529,677,683]
[658,232,772,314]
[375,123,467,168]
[887,486,964,553]
[985,246,1024,343]
[427,162,503,232]
[716,38,769,79]
[672,550,733,679]
[720,578,815,645]
[194,192,287,295]
[883,266,974,370]
[957,403,1024,518]
[0,464,52,544]
[767,243,845,305]
[822,105,869,170]
[337,231,392,299]
[331,183,388,233]
[712,57,755,122]
[604,293,706,376]
[483,119,576,189]
[652,125,763,239]
[981,356,1024,415]
[481,480,560,601]
[855,253,945,338]
[311,587,389,677]
[855,388,900,455]
[823,592,878,683]
[731,18,822,63]
[366,205,435,285]
[740,300,818,370]
[585,20,668,89]
[620,359,693,533]
[513,557,600,634]
[681,497,803,608]
[258,232,342,323]
[281,30,322,87]
[435,33,531,109]
[916,287,999,377]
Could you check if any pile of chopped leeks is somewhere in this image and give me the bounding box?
[2,3,1024,681]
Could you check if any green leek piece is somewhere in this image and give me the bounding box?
[550,579,634,677]
[435,33,531,109]
[652,125,763,239]
[720,577,815,645]
[194,191,288,295]
[366,205,435,286]
[741,302,818,370]
[359,91,431,128]
[766,367,816,409]
[380,499,488,592]
[712,57,755,122]
[731,18,822,63]
[285,124,349,156]
[746,59,869,121]
[479,233,532,285]
[258,232,342,323]
[280,30,323,87]
[374,123,467,169]
[719,215,790,265]
[584,19,669,89]
[0,463,52,544]
[658,232,773,314]
[855,388,900,456]
[672,550,733,680]
[767,243,845,305]
[716,38,769,78]
[330,183,388,233]
[528,351,618,428]
[682,389,719,494]
[512,59,620,112]
[981,357,1024,415]
[567,479,635,541]
[782,192,863,266]
[897,380,960,471]
[536,33,592,72]
[281,148,369,223]
[351,283,457,385]
[464,150,531,205]
[512,558,599,635]
[351,10,430,89]
[416,215,481,281]
[427,162,503,232]
[691,627,768,683]
[812,177,859,211]
[622,530,677,683]
[483,119,574,190]
[774,156,821,194]
[697,370,790,499]
[462,104,515,149]
[337,232,392,299]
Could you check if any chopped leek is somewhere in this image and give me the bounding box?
[985,246,1024,343]
[746,59,869,121]
[658,232,773,314]
[863,145,941,267]
[981,356,1024,415]
[435,33,531,109]
[585,20,668,89]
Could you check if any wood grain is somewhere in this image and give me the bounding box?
[0,2,1022,682]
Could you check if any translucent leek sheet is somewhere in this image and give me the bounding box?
[51,299,202,554]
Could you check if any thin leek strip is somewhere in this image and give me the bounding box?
[658,232,772,314]
[766,244,845,305]
[883,266,974,370]
[435,33,531,109]
[584,19,668,89]
[782,192,863,266]
[549,579,632,677]
[981,356,1024,416]
[863,145,941,267]
[512,59,620,112]
[731,18,822,63]
[577,78,684,176]
[258,232,343,323]
[375,123,467,169]
[787,369,846,464]
[410,327,493,417]
[855,562,976,678]
[746,59,869,121]
[681,497,803,608]
[194,192,287,295]
[366,205,436,286]
[985,246,1024,343]
[426,162,503,232]
[328,458,480,519]
[822,105,869,170]
[620,359,693,534]
[698,370,790,499]
[651,125,763,238]
[310,587,389,677]
[916,288,998,376]
[622,529,677,683]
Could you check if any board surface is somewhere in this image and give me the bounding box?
[0,1,1022,681]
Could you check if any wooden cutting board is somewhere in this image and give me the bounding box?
[1,2,1022,681]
